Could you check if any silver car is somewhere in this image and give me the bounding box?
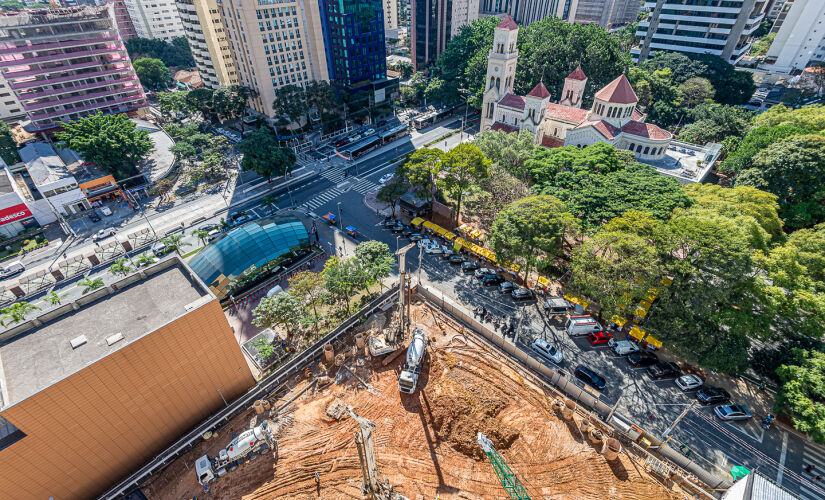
[714,404,752,421]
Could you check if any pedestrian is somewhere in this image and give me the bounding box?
[816,476,822,482]
[805,465,814,474]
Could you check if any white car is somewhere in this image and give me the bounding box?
[364,128,376,136]
[93,228,116,241]
[531,338,563,364]
[608,338,640,356]
[418,238,433,248]
[675,374,703,391]
[100,206,112,216]
[424,243,443,254]
[379,173,394,184]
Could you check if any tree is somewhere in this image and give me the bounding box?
[376,176,408,218]
[751,103,825,131]
[305,81,339,127]
[398,86,418,107]
[288,270,326,327]
[125,36,194,67]
[158,91,192,120]
[237,127,296,181]
[161,233,191,255]
[396,61,414,79]
[133,57,170,90]
[151,178,175,202]
[191,228,209,245]
[322,255,368,315]
[440,143,490,222]
[462,163,528,232]
[212,85,255,121]
[78,277,105,294]
[473,129,535,180]
[677,77,714,108]
[0,301,39,326]
[718,124,809,174]
[109,257,133,277]
[354,240,394,291]
[0,121,19,165]
[424,77,458,104]
[490,195,577,284]
[272,84,308,124]
[252,292,301,339]
[45,290,68,306]
[737,134,825,228]
[398,148,443,205]
[55,113,152,177]
[135,252,156,267]
[776,349,825,444]
[433,17,499,108]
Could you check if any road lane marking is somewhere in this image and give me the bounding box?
[777,431,788,485]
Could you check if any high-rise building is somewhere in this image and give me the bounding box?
[104,0,138,40]
[318,0,386,87]
[572,0,641,28]
[0,6,146,133]
[480,0,640,28]
[411,0,479,68]
[124,0,186,41]
[633,0,767,64]
[765,0,786,22]
[0,74,24,123]
[384,0,399,33]
[176,0,237,88]
[763,0,825,73]
[217,0,328,119]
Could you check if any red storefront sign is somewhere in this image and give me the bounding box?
[0,203,32,226]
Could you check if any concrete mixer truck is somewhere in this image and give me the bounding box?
[398,327,427,394]
[195,421,277,485]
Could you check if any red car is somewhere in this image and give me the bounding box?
[587,330,613,345]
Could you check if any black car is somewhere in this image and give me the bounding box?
[696,386,731,405]
[481,273,505,286]
[462,261,480,272]
[498,281,517,294]
[627,351,659,367]
[381,218,398,228]
[391,224,407,233]
[376,119,388,127]
[574,365,607,390]
[474,267,494,279]
[448,254,464,264]
[409,233,424,242]
[89,212,101,223]
[401,228,414,237]
[512,288,534,301]
[647,361,681,379]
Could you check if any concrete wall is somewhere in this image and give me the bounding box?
[0,298,254,499]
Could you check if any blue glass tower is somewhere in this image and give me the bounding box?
[319,0,387,89]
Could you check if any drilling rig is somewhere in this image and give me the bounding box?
[368,242,415,356]
[348,409,406,499]
[477,432,531,500]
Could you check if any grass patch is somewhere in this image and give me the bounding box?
[181,247,203,259]
[425,128,462,147]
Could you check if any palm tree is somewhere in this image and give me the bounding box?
[78,277,105,294]
[109,257,133,277]
[190,229,209,245]
[161,234,191,255]
[135,252,156,267]
[0,301,40,327]
[46,290,68,306]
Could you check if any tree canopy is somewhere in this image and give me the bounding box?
[125,36,194,68]
[237,127,295,181]
[0,121,19,166]
[133,57,170,90]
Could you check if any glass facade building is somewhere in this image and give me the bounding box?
[319,0,386,87]
[189,217,309,298]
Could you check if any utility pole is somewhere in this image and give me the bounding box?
[417,242,423,284]
[662,401,698,440]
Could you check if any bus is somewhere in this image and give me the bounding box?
[339,135,380,159]
[379,124,409,144]
[412,106,456,129]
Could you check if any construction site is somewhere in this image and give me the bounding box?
[139,283,703,500]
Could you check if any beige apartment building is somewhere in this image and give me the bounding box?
[177,0,238,88]
[218,0,328,119]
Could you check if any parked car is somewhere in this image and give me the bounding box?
[675,374,704,391]
[481,273,505,286]
[440,245,455,258]
[474,267,494,279]
[0,261,25,278]
[418,238,433,247]
[574,365,606,390]
[512,288,533,301]
[380,217,397,227]
[100,206,112,216]
[207,229,223,242]
[714,404,753,421]
[391,224,407,233]
[379,173,394,184]
[609,338,640,356]
[461,261,480,273]
[334,138,349,147]
[93,228,117,241]
[198,223,218,232]
[498,281,517,294]
[231,212,254,225]
[627,351,659,367]
[448,254,464,264]
[647,361,681,379]
[565,316,601,336]
[401,228,414,237]
[531,338,563,364]
[409,233,424,242]
[587,330,612,345]
[696,386,730,405]
[151,240,172,257]
[424,243,443,254]
[364,128,376,136]
[89,212,101,223]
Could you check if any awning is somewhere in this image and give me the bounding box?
[536,276,550,288]
[634,305,649,318]
[444,231,455,240]
[645,335,662,348]
[639,300,652,310]
[628,325,646,341]
[453,240,463,251]
[610,315,627,327]
[564,294,589,309]
[435,226,447,236]
[645,288,660,303]
[661,276,673,287]
[422,221,436,230]
[411,217,424,226]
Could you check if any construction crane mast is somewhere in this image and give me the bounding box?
[477,433,531,500]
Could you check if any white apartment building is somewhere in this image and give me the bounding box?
[384,0,398,33]
[451,0,480,36]
[176,0,237,88]
[763,0,825,73]
[0,74,24,124]
[634,0,768,64]
[124,0,186,41]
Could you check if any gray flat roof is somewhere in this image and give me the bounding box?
[19,142,72,186]
[0,263,209,407]
[0,169,13,195]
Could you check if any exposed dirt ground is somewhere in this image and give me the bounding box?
[142,300,686,500]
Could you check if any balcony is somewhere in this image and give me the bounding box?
[0,46,126,69]
[0,35,121,55]
[29,100,146,132]
[29,92,146,121]
[9,67,134,91]
[19,76,139,106]
[3,59,128,79]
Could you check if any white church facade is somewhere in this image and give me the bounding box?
[480,15,673,161]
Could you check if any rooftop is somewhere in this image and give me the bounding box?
[639,141,721,184]
[545,102,588,123]
[0,169,13,196]
[19,142,72,186]
[594,74,638,104]
[499,93,526,110]
[0,259,211,408]
[527,81,550,99]
[566,65,587,81]
[496,13,518,30]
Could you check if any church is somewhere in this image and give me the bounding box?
[479,15,673,161]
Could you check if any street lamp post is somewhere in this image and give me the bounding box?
[216,387,228,406]
[337,201,343,231]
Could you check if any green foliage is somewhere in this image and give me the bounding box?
[237,127,296,181]
[252,292,301,334]
[287,270,326,326]
[133,58,170,90]
[677,77,714,108]
[462,163,528,232]
[439,143,491,222]
[750,32,776,57]
[125,36,194,68]
[640,52,755,106]
[191,229,209,244]
[55,113,152,178]
[251,335,276,360]
[273,84,309,124]
[433,17,500,108]
[473,130,536,180]
[158,91,192,120]
[354,240,394,289]
[423,77,458,105]
[0,121,19,165]
[376,175,409,218]
[394,61,414,79]
[45,290,68,306]
[161,233,191,255]
[398,86,419,107]
[719,124,809,174]
[776,349,825,445]
[0,301,39,326]
[396,148,444,204]
[78,277,105,295]
[135,252,156,267]
[322,255,369,315]
[750,103,825,131]
[109,257,133,277]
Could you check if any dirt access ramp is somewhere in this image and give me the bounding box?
[142,301,685,499]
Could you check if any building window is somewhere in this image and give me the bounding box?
[643,146,650,155]
[629,143,635,151]
[636,145,642,153]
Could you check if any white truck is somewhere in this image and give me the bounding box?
[608,338,640,356]
[565,316,601,336]
[196,421,277,485]
[398,328,427,394]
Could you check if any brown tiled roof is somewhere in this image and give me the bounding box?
[545,102,587,123]
[567,65,587,81]
[499,93,526,110]
[631,108,644,121]
[540,136,565,149]
[575,120,620,139]
[491,122,519,133]
[173,70,202,88]
[594,74,637,104]
[527,81,550,99]
[621,120,672,140]
[496,14,518,30]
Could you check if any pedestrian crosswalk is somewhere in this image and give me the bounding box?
[302,172,380,211]
[799,443,825,500]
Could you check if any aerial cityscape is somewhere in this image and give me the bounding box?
[0,0,822,499]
